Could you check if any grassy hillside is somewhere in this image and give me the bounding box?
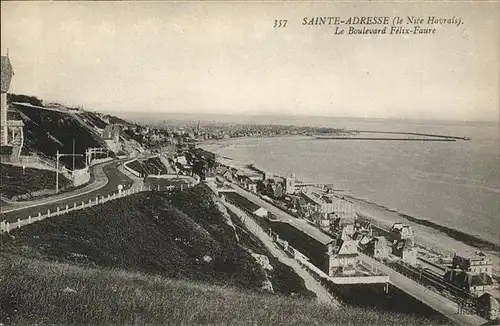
[10,103,106,168]
[0,186,313,297]
[0,163,71,199]
[126,157,169,176]
[79,111,108,130]
[0,254,442,325]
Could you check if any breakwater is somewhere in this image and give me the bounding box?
[315,130,470,141]
[354,130,469,140]
[314,137,457,141]
[358,130,470,140]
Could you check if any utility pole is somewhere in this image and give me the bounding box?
[56,149,83,194]
[56,150,59,194]
[72,138,75,171]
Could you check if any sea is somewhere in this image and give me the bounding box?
[202,118,500,246]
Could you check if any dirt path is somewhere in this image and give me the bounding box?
[223,201,340,307]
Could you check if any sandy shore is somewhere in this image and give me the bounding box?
[343,193,500,277]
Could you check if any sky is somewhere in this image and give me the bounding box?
[1,1,498,122]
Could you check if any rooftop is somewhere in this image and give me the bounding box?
[455,250,492,262]
[478,293,500,310]
[446,269,494,287]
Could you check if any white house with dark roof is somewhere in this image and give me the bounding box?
[452,251,493,277]
[327,239,359,275]
[392,238,418,265]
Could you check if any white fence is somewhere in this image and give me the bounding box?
[0,183,180,234]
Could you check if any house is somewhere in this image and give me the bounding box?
[354,221,373,237]
[339,224,355,241]
[1,55,24,160]
[247,173,263,182]
[322,194,356,220]
[270,183,284,198]
[476,293,500,320]
[366,236,389,260]
[452,251,493,277]
[221,169,233,181]
[390,223,415,246]
[285,172,296,194]
[300,192,356,227]
[327,239,358,275]
[310,212,331,228]
[215,175,225,185]
[358,235,371,246]
[238,176,257,192]
[236,174,249,183]
[444,269,495,296]
[392,239,418,265]
[176,155,188,167]
[1,55,14,146]
[102,124,121,152]
[205,174,216,185]
[247,183,257,192]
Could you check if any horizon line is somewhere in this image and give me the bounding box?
[94,109,498,124]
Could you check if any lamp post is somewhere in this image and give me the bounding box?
[56,150,59,193]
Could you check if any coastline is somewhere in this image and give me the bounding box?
[198,139,500,276]
[342,193,500,253]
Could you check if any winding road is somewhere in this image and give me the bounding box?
[1,159,134,224]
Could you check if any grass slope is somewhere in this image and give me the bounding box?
[1,186,311,297]
[225,208,315,298]
[0,163,71,199]
[12,104,106,168]
[79,112,108,130]
[127,157,169,176]
[0,254,442,325]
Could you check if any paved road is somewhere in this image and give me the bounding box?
[224,201,340,307]
[1,160,133,223]
[1,160,112,213]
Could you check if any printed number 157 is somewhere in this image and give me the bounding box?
[274,20,287,28]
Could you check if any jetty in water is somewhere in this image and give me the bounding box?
[315,130,470,142]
